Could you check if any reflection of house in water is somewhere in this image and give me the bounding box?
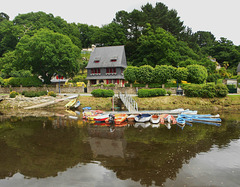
[88,126,126,158]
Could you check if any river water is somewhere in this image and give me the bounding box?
[0,112,239,187]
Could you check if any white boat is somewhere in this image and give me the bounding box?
[150,114,160,124]
[135,114,151,122]
[165,123,171,129]
[127,115,136,122]
[181,109,198,115]
[152,124,160,128]
[134,122,151,128]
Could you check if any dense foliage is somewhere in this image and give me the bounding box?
[4,76,43,87]
[91,89,114,97]
[138,88,167,97]
[183,84,228,98]
[14,29,81,84]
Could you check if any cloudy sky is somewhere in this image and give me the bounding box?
[2,0,240,45]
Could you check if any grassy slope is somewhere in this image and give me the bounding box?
[78,95,240,112]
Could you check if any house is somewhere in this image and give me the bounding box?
[86,45,127,86]
[237,62,240,75]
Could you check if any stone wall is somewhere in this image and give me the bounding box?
[0,84,177,94]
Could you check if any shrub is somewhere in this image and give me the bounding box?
[9,91,19,98]
[91,89,114,97]
[48,91,56,97]
[23,91,48,97]
[167,91,172,96]
[215,84,229,97]
[137,88,166,97]
[149,83,162,88]
[183,84,228,98]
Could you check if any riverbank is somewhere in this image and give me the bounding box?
[0,94,240,114]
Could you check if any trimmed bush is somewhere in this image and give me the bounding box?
[23,90,48,97]
[167,91,172,96]
[138,88,166,97]
[91,89,114,97]
[183,84,228,98]
[48,91,56,97]
[9,91,19,98]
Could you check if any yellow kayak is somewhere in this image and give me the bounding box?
[65,99,76,108]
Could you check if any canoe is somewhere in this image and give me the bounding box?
[135,114,151,122]
[181,109,198,115]
[193,121,221,126]
[72,101,80,109]
[114,113,128,124]
[65,99,76,108]
[191,117,222,123]
[179,114,220,118]
[150,114,160,124]
[127,115,136,122]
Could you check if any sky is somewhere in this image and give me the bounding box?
[2,0,240,45]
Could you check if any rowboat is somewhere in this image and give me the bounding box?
[134,122,151,128]
[176,117,185,125]
[160,114,177,124]
[65,99,76,108]
[127,115,136,122]
[135,114,151,122]
[150,114,160,124]
[94,114,110,122]
[114,113,128,124]
[165,123,171,129]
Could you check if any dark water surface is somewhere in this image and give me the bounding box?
[0,112,240,187]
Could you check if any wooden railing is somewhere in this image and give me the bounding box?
[118,92,138,112]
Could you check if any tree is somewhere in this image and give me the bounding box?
[174,67,188,82]
[0,12,9,22]
[91,22,127,46]
[187,65,208,84]
[134,25,198,67]
[15,29,81,84]
[123,66,138,83]
[136,65,154,84]
[152,65,176,84]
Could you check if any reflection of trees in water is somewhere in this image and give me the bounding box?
[0,116,239,186]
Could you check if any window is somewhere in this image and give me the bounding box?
[113,68,116,73]
[94,57,101,63]
[110,56,118,62]
[106,68,109,73]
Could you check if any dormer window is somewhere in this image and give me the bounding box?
[110,56,118,62]
[94,57,101,63]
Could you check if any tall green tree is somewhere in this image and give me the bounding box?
[152,65,176,84]
[134,25,198,67]
[15,29,81,84]
[187,64,208,84]
[123,66,138,83]
[136,65,154,84]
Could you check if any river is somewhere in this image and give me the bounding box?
[0,112,239,187]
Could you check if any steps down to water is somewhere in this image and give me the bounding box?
[118,92,138,112]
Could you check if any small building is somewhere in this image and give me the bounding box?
[86,45,127,86]
[237,62,240,75]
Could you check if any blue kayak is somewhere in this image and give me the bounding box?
[176,117,185,125]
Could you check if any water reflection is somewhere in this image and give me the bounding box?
[0,113,239,186]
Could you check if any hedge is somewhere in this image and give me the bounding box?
[91,89,114,97]
[22,90,48,97]
[183,84,228,98]
[4,76,43,87]
[137,88,167,97]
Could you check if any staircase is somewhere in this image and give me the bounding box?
[118,92,138,112]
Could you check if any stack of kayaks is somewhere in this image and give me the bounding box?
[178,114,221,126]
